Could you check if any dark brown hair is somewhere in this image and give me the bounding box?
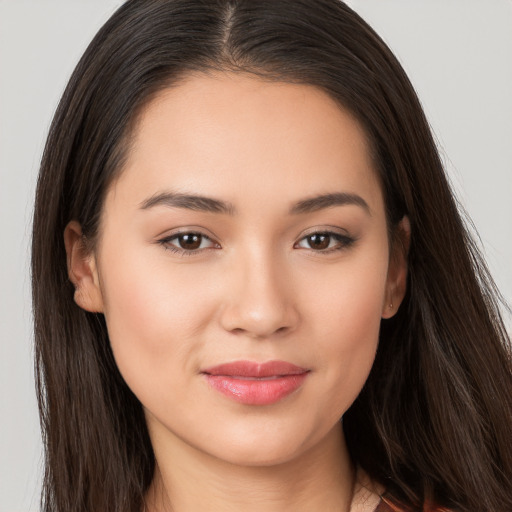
[32,1,512,511]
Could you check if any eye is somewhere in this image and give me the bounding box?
[295,231,355,253]
[159,232,219,254]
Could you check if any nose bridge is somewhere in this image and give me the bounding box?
[220,243,298,338]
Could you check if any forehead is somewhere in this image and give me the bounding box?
[107,72,383,216]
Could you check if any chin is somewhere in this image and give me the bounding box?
[211,440,307,468]
[199,418,337,469]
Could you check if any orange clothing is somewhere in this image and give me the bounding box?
[351,467,451,512]
[375,495,451,512]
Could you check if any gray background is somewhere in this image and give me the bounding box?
[1,1,510,510]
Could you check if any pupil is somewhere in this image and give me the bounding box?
[309,234,330,250]
[179,234,201,250]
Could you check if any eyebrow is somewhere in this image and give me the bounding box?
[290,192,371,215]
[139,191,370,216]
[140,191,235,215]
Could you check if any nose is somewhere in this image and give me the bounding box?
[219,250,300,339]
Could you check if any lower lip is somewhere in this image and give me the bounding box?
[204,373,309,405]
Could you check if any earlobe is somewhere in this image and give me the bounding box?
[63,221,104,313]
[382,216,410,319]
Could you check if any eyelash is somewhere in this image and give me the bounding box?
[156,231,217,257]
[158,230,356,257]
[295,231,356,253]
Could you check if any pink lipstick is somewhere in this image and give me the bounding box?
[202,360,309,405]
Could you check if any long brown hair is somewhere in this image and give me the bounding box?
[32,1,512,511]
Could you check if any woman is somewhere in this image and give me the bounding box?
[31,1,512,511]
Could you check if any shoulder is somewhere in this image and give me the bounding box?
[350,467,452,512]
[376,495,452,512]
[350,467,385,512]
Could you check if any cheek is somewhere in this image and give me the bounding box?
[97,247,217,390]
[306,249,388,341]
[302,254,388,413]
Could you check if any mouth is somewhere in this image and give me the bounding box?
[201,360,310,405]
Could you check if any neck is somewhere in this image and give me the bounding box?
[145,422,355,512]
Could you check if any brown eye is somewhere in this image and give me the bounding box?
[307,234,331,250]
[177,233,202,250]
[159,232,218,254]
[295,231,355,253]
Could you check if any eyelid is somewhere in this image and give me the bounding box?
[155,225,219,241]
[156,225,356,256]
[294,227,356,253]
[157,228,221,255]
[298,225,351,238]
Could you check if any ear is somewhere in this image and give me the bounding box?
[64,221,104,313]
[382,216,410,319]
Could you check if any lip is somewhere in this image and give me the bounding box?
[202,360,310,405]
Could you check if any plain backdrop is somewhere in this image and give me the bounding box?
[1,1,510,510]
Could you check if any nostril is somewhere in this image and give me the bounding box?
[226,324,291,339]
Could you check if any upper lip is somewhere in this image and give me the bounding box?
[202,360,309,378]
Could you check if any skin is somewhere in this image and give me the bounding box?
[65,72,409,511]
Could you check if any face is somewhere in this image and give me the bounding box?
[67,72,407,467]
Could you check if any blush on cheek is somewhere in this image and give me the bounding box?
[101,262,213,390]
[312,266,385,410]
[320,323,380,422]
[321,273,387,332]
